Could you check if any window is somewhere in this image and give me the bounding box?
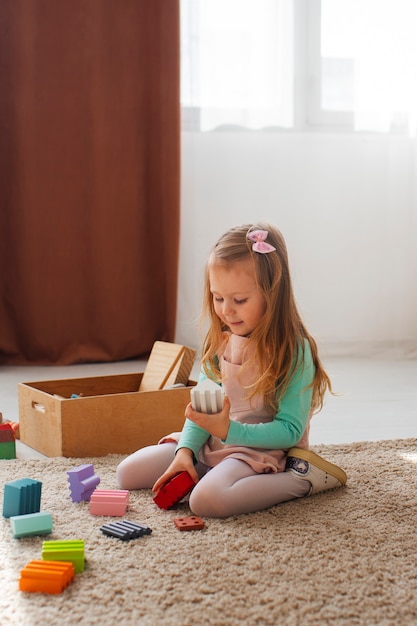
[181,0,293,131]
[181,0,417,134]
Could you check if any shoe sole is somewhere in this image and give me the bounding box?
[287,447,347,486]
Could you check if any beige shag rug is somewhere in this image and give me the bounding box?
[1,439,416,626]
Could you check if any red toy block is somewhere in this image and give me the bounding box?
[0,423,15,442]
[173,516,205,531]
[153,471,196,510]
[3,421,20,438]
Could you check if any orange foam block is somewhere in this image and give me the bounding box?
[89,489,129,516]
[19,560,75,594]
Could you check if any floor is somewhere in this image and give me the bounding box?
[0,356,416,460]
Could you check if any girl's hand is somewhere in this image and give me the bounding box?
[152,447,198,494]
[185,396,231,441]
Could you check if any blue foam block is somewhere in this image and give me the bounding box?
[10,511,53,538]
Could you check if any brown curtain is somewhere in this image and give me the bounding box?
[0,0,180,365]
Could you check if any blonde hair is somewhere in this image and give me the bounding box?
[201,223,332,413]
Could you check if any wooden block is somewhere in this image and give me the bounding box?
[3,478,42,518]
[139,341,196,392]
[0,423,15,442]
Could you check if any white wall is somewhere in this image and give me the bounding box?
[176,131,417,357]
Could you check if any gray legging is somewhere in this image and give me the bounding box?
[116,442,309,518]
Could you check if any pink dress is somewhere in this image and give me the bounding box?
[161,334,311,474]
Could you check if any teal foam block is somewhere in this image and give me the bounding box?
[10,511,53,538]
[2,478,42,518]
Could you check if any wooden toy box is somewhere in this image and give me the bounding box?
[18,372,195,458]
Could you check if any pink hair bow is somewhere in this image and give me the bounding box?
[247,230,276,253]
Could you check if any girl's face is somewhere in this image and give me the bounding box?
[209,258,267,336]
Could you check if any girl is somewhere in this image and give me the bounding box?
[117,223,347,517]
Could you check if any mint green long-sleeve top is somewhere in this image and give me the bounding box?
[176,339,315,463]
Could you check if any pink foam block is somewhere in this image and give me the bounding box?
[89,489,129,516]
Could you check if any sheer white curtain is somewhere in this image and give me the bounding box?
[177,0,417,355]
[321,0,417,134]
[181,0,417,135]
[180,0,293,131]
